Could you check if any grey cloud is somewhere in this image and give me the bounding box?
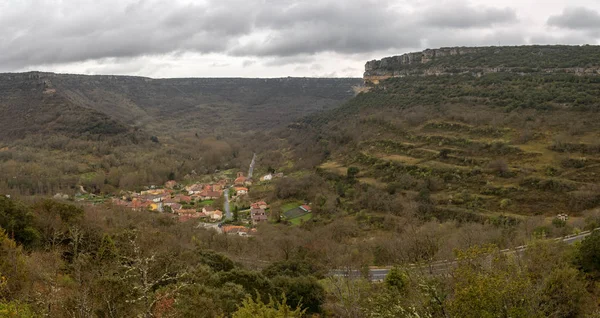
[421,4,517,29]
[529,33,596,45]
[242,60,256,67]
[0,0,253,70]
[0,0,528,71]
[547,7,600,30]
[424,30,526,48]
[262,55,316,67]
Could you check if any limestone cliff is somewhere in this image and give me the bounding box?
[364,45,600,84]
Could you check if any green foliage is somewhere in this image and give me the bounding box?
[271,275,325,314]
[384,266,408,292]
[576,231,600,275]
[347,166,360,179]
[218,269,274,298]
[262,259,323,278]
[0,197,39,247]
[0,301,36,318]
[197,249,235,272]
[552,218,567,228]
[233,294,305,318]
[34,199,84,225]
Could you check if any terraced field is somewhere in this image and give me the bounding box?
[312,72,600,221]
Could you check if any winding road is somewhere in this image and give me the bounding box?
[331,228,599,281]
[224,189,231,220]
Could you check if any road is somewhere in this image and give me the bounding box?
[224,189,231,220]
[331,228,598,281]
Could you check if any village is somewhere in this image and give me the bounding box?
[73,164,314,236]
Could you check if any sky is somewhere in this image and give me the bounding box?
[1,0,600,78]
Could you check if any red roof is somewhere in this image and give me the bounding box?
[300,205,312,212]
[234,176,246,184]
[176,195,191,203]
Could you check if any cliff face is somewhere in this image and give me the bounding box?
[364,45,600,84]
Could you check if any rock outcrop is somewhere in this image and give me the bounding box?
[364,45,600,85]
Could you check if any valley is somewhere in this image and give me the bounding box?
[3,45,600,317]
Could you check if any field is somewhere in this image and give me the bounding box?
[304,71,600,222]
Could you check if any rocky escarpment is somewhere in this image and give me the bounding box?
[364,45,600,84]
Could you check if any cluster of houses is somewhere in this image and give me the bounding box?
[104,168,287,228]
[111,180,226,223]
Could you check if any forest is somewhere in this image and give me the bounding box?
[3,195,600,317]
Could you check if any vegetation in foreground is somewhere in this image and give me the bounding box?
[2,196,600,317]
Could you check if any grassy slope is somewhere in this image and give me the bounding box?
[313,72,600,219]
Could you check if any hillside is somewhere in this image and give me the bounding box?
[37,73,361,133]
[0,73,360,195]
[0,73,136,141]
[306,45,600,221]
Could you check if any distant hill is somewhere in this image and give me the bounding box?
[0,73,135,142]
[0,72,360,195]
[301,45,600,220]
[19,73,362,134]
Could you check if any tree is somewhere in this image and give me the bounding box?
[448,246,537,318]
[0,301,36,318]
[576,231,600,275]
[197,249,235,272]
[0,197,39,247]
[271,275,325,314]
[384,266,408,293]
[233,206,239,222]
[233,294,305,318]
[347,167,360,179]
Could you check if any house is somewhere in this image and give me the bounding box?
[196,190,222,201]
[557,214,569,221]
[165,203,182,212]
[141,189,166,196]
[257,201,268,209]
[260,174,273,181]
[221,225,249,236]
[165,180,178,189]
[211,210,223,221]
[300,205,312,213]
[251,201,268,210]
[250,207,268,224]
[174,195,192,203]
[234,172,246,186]
[235,187,248,196]
[185,184,204,195]
[177,208,197,216]
[150,202,164,212]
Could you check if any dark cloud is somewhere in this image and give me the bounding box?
[421,4,517,29]
[0,0,571,72]
[0,0,252,70]
[547,7,600,30]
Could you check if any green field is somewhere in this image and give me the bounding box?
[282,201,303,213]
[200,200,214,206]
[289,212,312,225]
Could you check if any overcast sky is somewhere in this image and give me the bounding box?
[1,0,600,78]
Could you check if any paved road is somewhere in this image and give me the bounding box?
[332,229,598,281]
[224,189,231,220]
